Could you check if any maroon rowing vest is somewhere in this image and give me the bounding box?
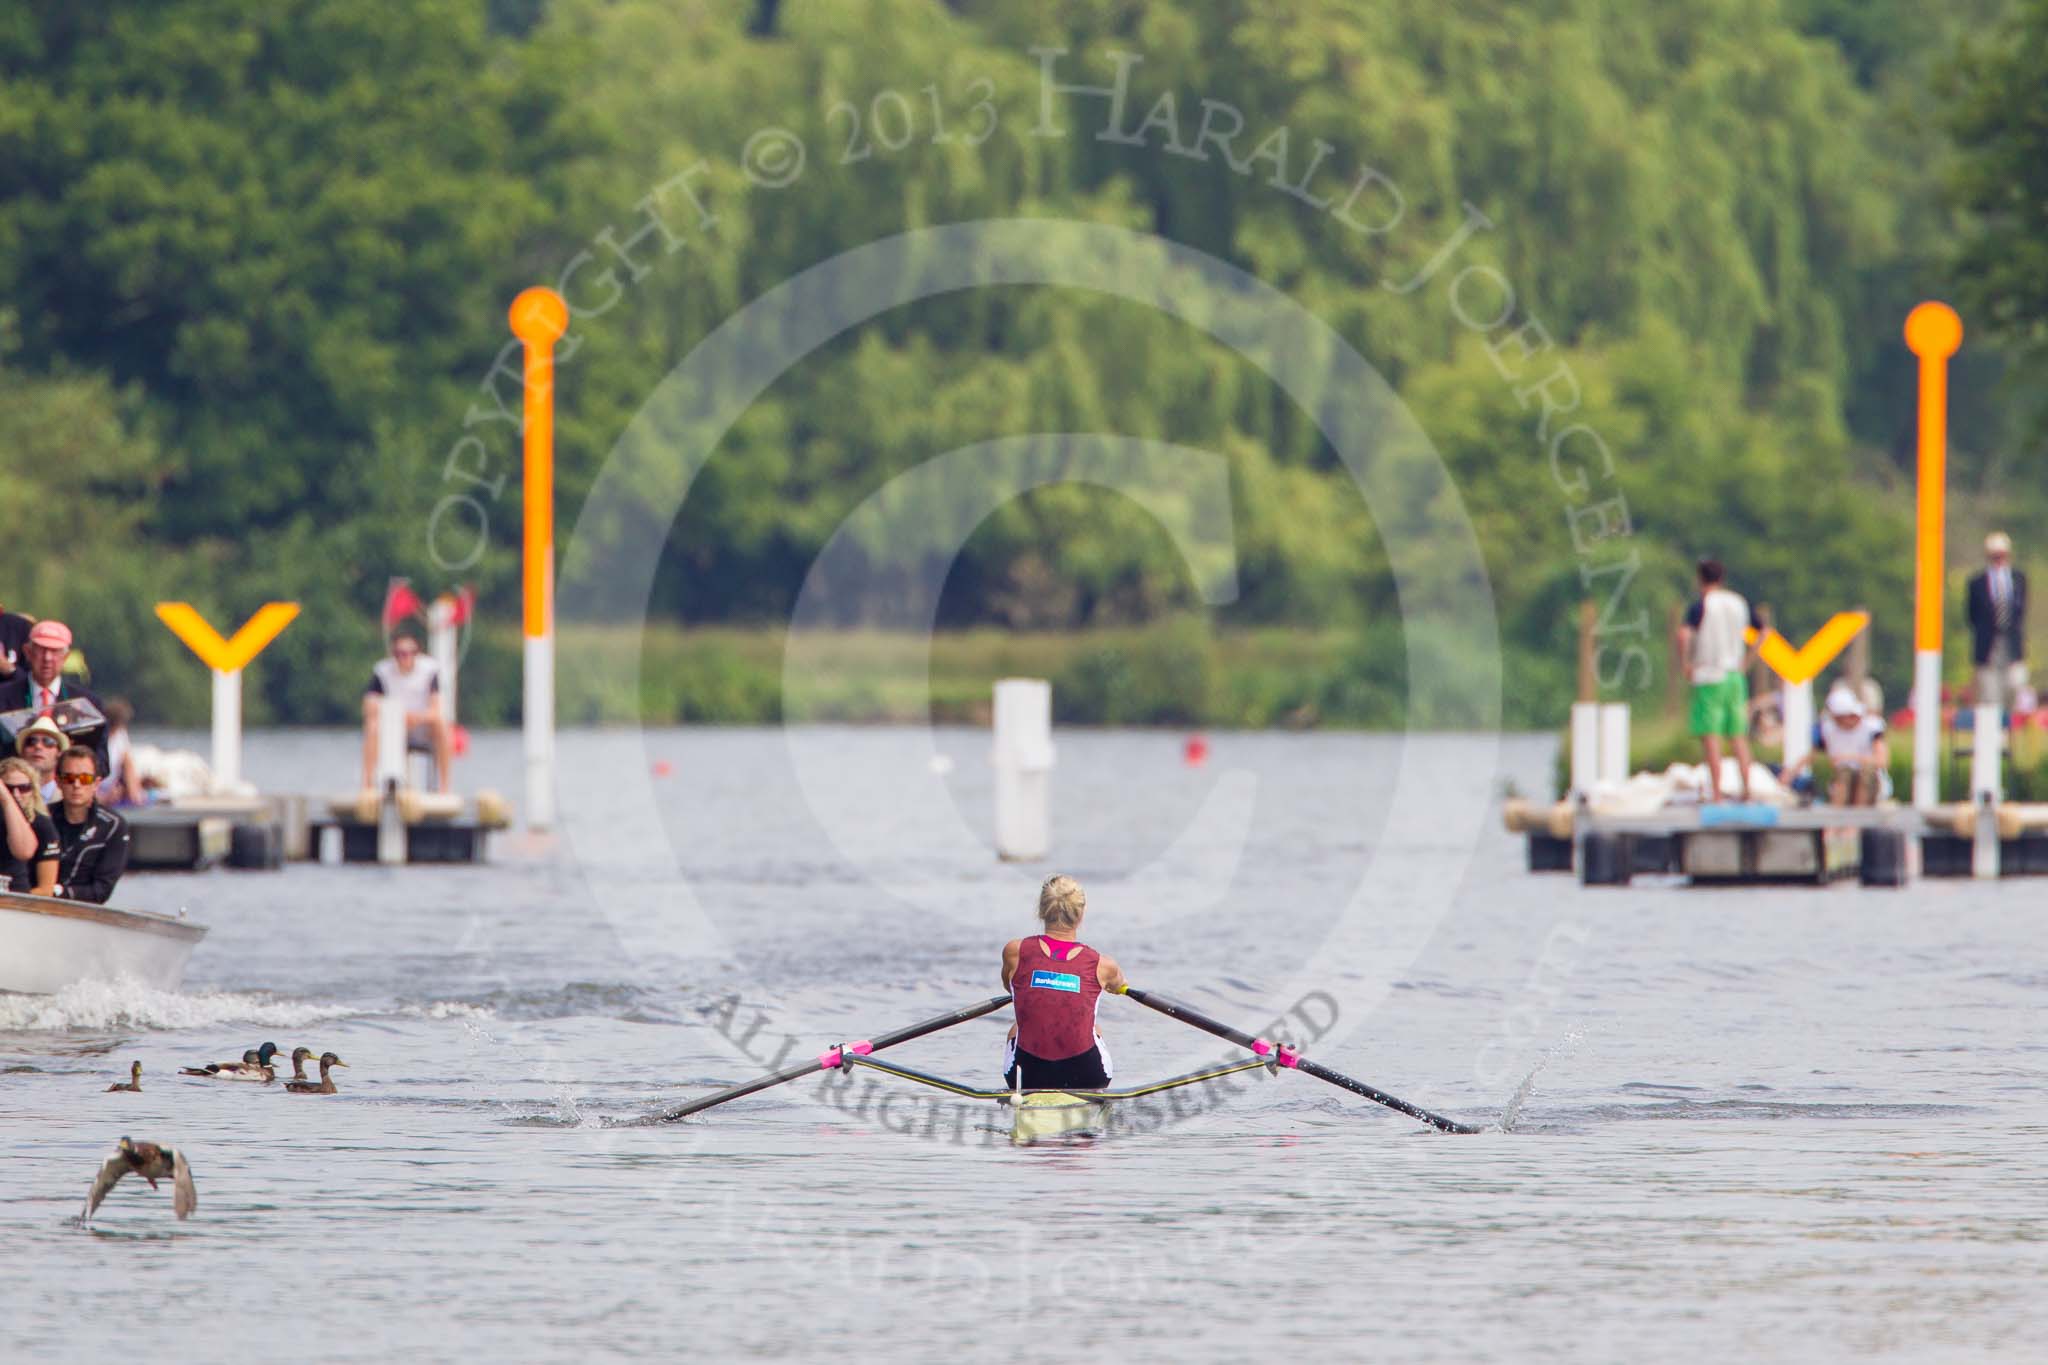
[1011,937,1102,1061]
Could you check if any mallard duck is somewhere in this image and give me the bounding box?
[285,1047,315,1083]
[179,1041,282,1082]
[284,1052,347,1094]
[105,1061,142,1093]
[83,1137,196,1222]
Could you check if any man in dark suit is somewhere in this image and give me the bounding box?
[1966,531,2028,708]
[0,620,109,773]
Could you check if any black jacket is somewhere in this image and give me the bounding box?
[1966,569,2028,666]
[53,803,130,904]
[0,675,110,774]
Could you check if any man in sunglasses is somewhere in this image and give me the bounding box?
[360,626,452,794]
[16,714,68,802]
[50,745,129,904]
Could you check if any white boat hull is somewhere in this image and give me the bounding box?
[0,891,207,995]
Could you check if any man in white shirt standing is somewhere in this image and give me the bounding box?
[360,628,451,794]
[1676,558,1762,803]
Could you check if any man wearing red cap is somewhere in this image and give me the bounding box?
[0,620,110,775]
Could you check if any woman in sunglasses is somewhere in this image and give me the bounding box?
[51,745,129,904]
[0,755,60,895]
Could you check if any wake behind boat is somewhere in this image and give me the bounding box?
[0,889,207,995]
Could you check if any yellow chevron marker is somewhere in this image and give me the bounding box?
[155,602,301,672]
[1743,611,1870,685]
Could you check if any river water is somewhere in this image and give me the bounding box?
[3,727,2042,1362]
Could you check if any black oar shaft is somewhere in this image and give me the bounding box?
[1120,986,1478,1134]
[659,994,1011,1122]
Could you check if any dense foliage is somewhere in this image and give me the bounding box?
[0,0,2039,727]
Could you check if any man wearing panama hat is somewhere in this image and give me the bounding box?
[1967,531,2029,708]
[0,620,110,775]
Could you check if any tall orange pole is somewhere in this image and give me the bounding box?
[1904,301,1962,809]
[510,287,569,829]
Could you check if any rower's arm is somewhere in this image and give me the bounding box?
[1097,953,1128,995]
[999,938,1020,990]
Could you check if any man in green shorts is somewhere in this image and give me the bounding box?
[1677,558,1761,802]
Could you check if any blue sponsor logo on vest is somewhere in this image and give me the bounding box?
[1029,969,1081,993]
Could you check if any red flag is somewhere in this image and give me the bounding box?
[382,579,424,631]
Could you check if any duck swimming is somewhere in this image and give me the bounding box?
[83,1137,196,1222]
[284,1053,348,1095]
[180,1041,282,1082]
[105,1061,142,1093]
[285,1047,315,1083]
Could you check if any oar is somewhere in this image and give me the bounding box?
[657,994,1012,1122]
[1119,986,1480,1134]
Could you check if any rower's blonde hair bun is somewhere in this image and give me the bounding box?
[1037,874,1086,932]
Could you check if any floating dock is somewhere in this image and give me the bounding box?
[123,789,507,871]
[1507,797,2040,886]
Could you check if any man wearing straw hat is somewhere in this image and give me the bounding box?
[1966,531,2028,709]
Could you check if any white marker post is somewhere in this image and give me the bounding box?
[429,595,460,732]
[993,678,1054,861]
[1596,702,1630,789]
[1569,702,1600,797]
[154,602,299,798]
[211,668,242,790]
[1781,680,1814,779]
[376,692,406,866]
[1971,703,2002,881]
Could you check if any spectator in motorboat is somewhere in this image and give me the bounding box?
[0,619,110,774]
[360,626,451,794]
[98,698,139,806]
[1785,683,1892,806]
[0,603,33,680]
[51,745,130,904]
[16,714,67,803]
[0,754,60,895]
[1677,558,1762,803]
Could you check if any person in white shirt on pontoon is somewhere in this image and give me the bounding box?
[1676,558,1762,803]
[1785,682,1892,806]
[359,627,451,794]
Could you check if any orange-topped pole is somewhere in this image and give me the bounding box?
[510,286,569,830]
[1905,301,1962,809]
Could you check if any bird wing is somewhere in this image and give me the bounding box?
[83,1151,128,1221]
[171,1150,196,1220]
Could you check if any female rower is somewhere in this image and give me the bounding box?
[0,755,60,894]
[1001,874,1128,1090]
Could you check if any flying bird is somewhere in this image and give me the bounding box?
[83,1138,196,1222]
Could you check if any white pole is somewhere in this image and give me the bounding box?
[1912,651,1941,809]
[1596,702,1630,788]
[376,692,406,866]
[1781,680,1815,779]
[430,600,459,729]
[210,668,241,790]
[525,633,554,830]
[993,678,1053,860]
[1568,702,1600,797]
[1971,704,2001,800]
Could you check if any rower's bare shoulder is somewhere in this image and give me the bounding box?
[1096,951,1128,991]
